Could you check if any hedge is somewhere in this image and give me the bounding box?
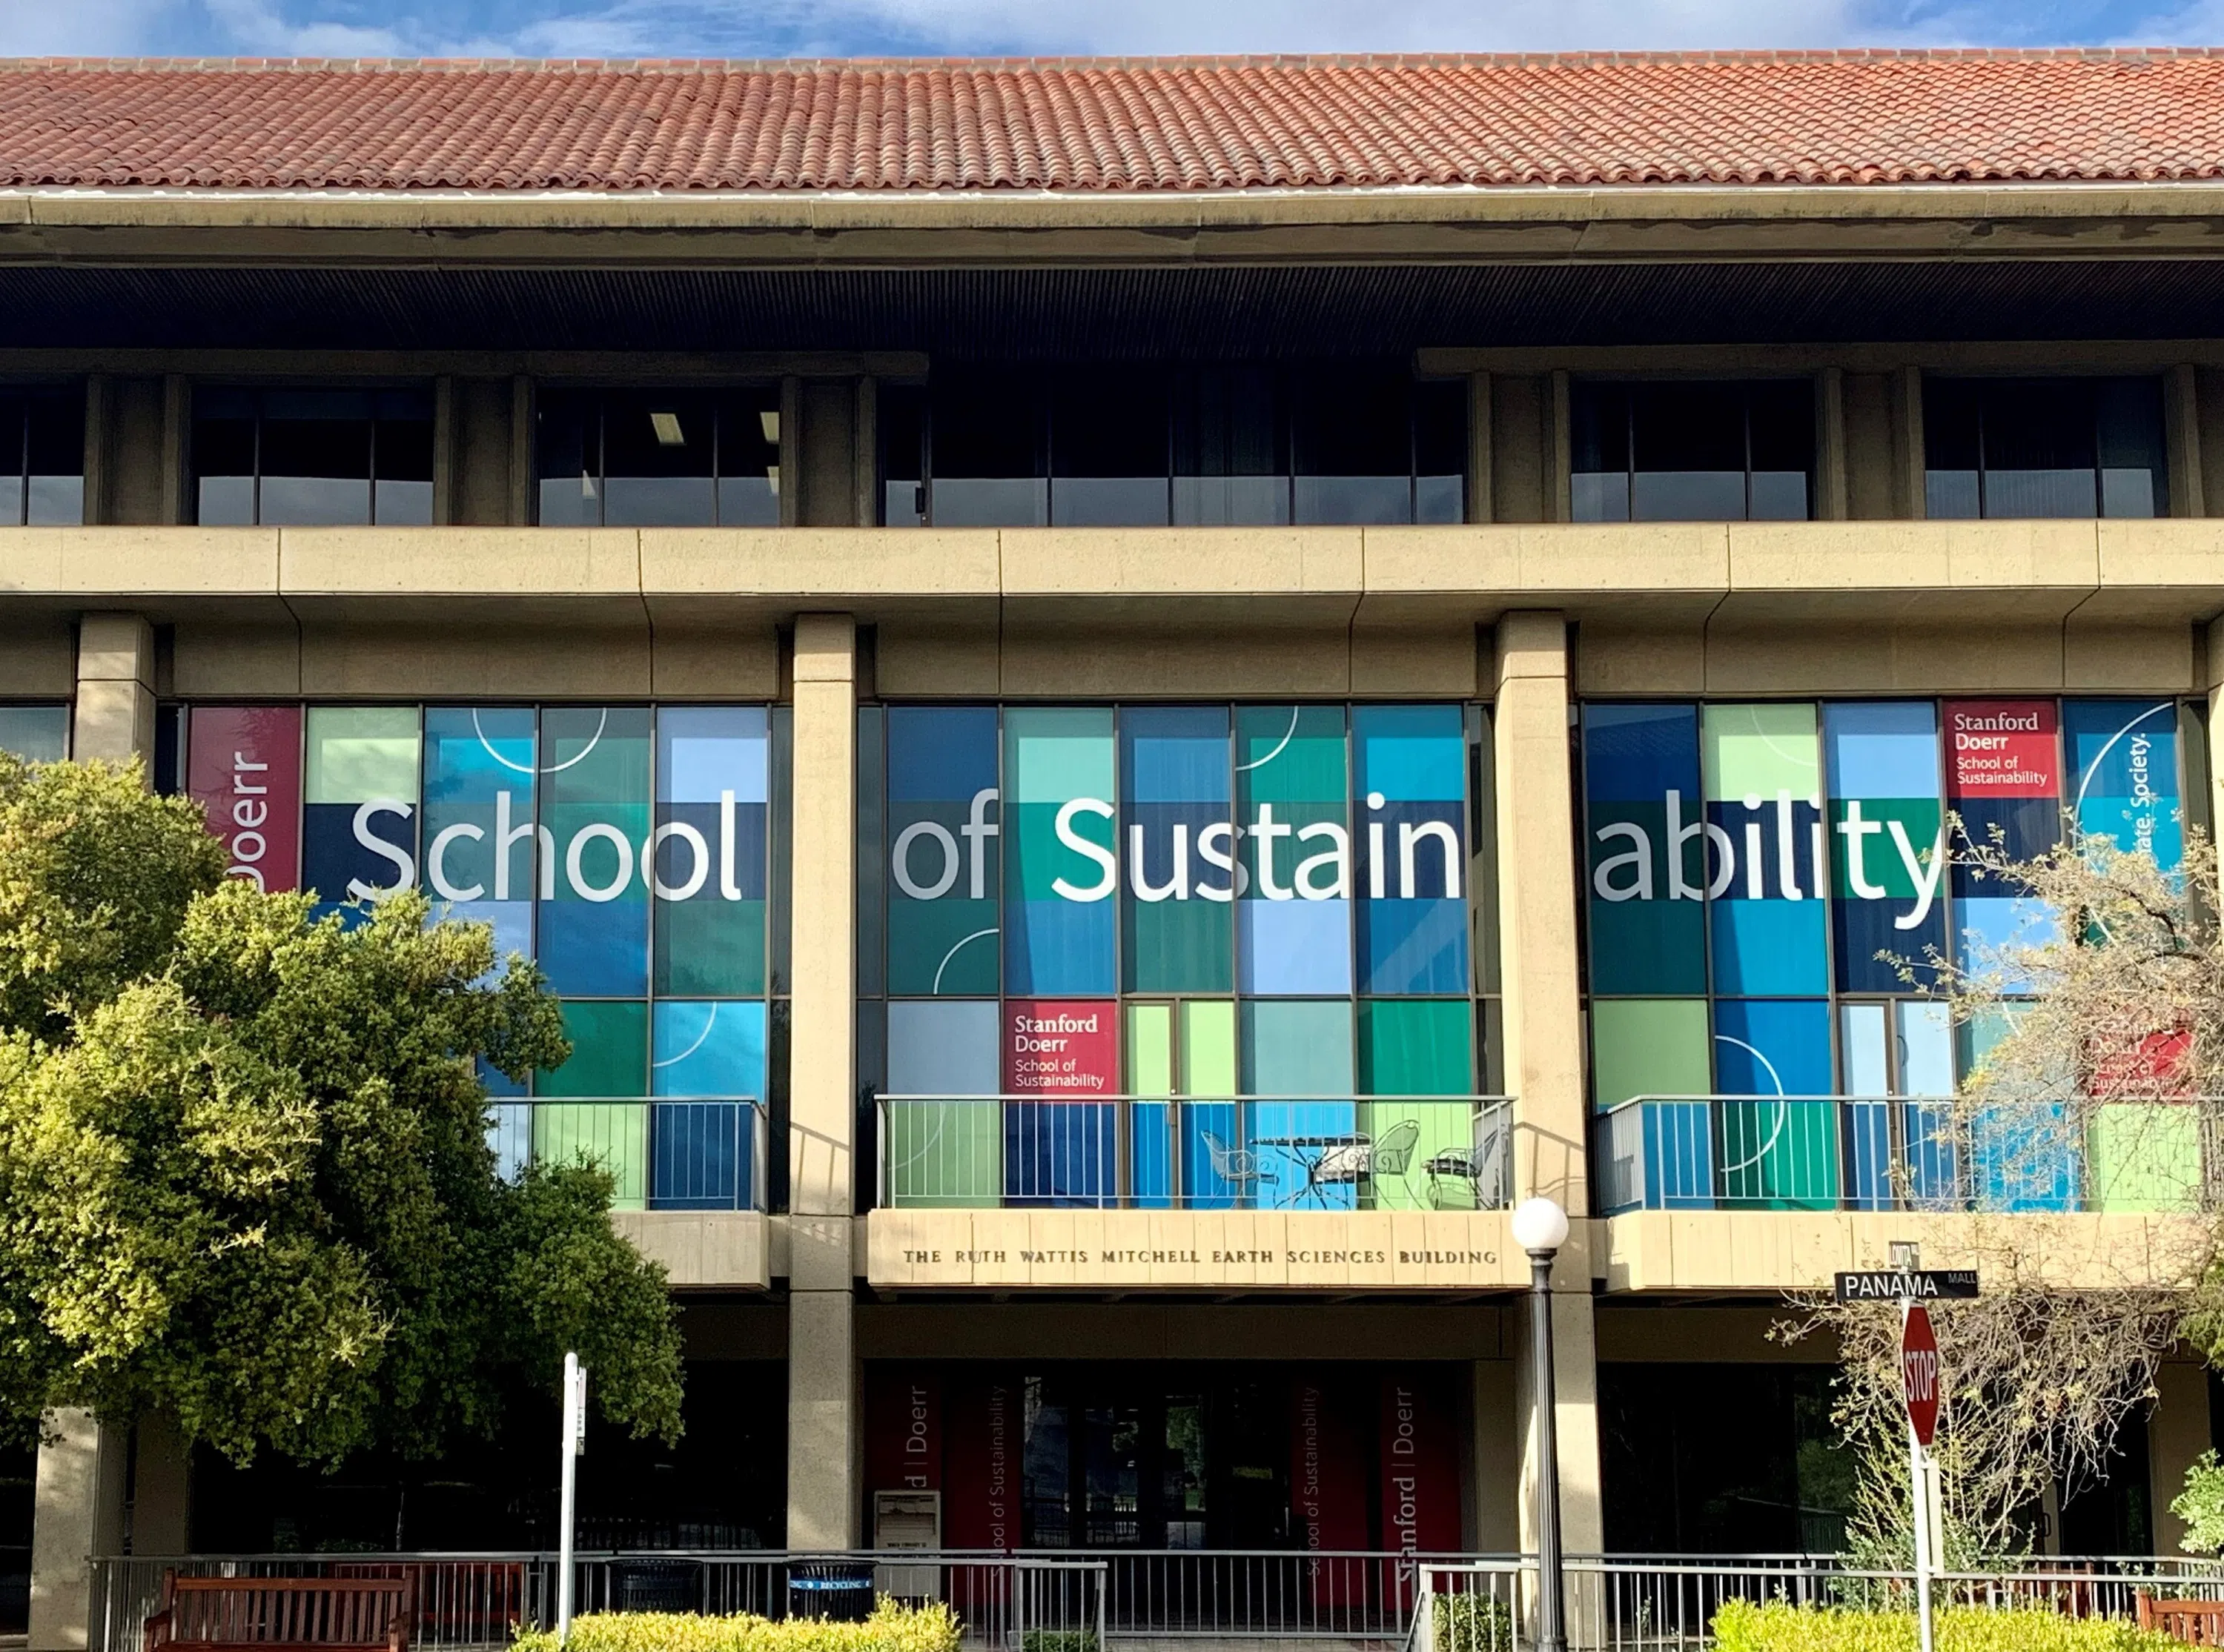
[1432,1592,1515,1652]
[1712,1600,2184,1652]
[512,1602,962,1652]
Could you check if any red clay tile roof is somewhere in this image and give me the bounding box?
[3,50,2224,193]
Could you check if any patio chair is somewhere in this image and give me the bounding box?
[1199,1129,1277,1203]
[1367,1118,1423,1204]
[1426,1121,1510,1210]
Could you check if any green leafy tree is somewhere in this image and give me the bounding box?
[0,754,683,1464]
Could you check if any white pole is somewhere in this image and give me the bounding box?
[1904,1301,1934,1652]
[558,1352,586,1646]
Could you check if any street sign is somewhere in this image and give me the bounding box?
[1836,1269,1979,1303]
[1902,1305,1940,1449]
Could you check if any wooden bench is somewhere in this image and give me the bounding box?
[144,1573,414,1652]
[2139,1594,2224,1645]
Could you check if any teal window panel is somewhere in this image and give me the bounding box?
[1241,998,1354,1096]
[652,999,767,1099]
[1235,705,1346,804]
[1357,998,1472,1094]
[655,898,765,997]
[1005,708,1115,995]
[0,705,65,761]
[1353,703,1464,800]
[1708,899,1828,995]
[537,998,649,1098]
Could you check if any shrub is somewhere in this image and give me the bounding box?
[1432,1591,1514,1652]
[1019,1632,1097,1652]
[512,1601,962,1652]
[1711,1599,2182,1652]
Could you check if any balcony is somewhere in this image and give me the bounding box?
[1595,1094,2215,1216]
[875,1095,1512,1212]
[489,1098,769,1213]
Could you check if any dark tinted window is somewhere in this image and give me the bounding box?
[880,385,927,528]
[195,388,431,526]
[536,389,781,527]
[1924,376,2165,520]
[915,365,1462,528]
[1573,381,1813,523]
[0,388,85,526]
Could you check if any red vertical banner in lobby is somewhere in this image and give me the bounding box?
[1290,1373,1372,1607]
[188,706,302,892]
[943,1371,1020,1554]
[866,1369,944,1497]
[1379,1371,1460,1609]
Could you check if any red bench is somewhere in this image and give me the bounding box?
[144,1573,415,1652]
[2139,1594,2224,1645]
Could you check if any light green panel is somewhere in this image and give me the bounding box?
[532,1103,647,1210]
[1181,1001,1237,1095]
[1128,1004,1174,1098]
[884,1100,1003,1208]
[2088,1103,2203,1213]
[1702,703,1819,803]
[306,707,420,803]
[1591,998,1711,1107]
[1005,707,1114,802]
[1357,1098,1477,1211]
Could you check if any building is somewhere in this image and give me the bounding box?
[0,45,2223,1646]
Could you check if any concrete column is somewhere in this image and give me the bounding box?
[1816,368,1849,522]
[2206,618,2224,857]
[786,614,859,1549]
[72,614,156,769]
[2151,1359,2213,1554]
[1890,366,1926,519]
[2168,364,2205,519]
[29,1410,125,1652]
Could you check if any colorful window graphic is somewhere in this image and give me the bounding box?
[1581,697,2200,1214]
[179,703,785,1212]
[861,703,1497,1212]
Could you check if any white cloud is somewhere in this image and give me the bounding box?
[0,0,175,53]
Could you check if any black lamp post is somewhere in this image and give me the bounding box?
[1511,1195,1571,1652]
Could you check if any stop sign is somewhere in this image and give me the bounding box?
[1902,1304,1941,1447]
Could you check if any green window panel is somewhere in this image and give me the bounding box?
[1125,898,1234,995]
[532,1102,648,1210]
[1128,1004,1174,1097]
[1702,702,1820,803]
[1718,1098,1841,1210]
[1356,1098,1475,1211]
[889,896,999,996]
[1590,998,1710,1107]
[655,898,766,997]
[1181,1001,1237,1096]
[306,706,420,803]
[1241,999,1354,1096]
[1357,998,1472,1095]
[1235,705,1347,803]
[2087,1103,2203,1213]
[537,998,649,1098]
[884,1099,1003,1208]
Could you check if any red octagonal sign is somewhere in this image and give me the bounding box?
[1902,1304,1941,1448]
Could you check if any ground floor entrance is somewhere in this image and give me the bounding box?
[864,1361,1466,1557]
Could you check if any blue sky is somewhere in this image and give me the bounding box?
[0,0,2215,64]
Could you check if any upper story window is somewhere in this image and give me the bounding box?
[1572,381,1814,523]
[879,364,1465,528]
[0,388,85,526]
[195,388,433,527]
[538,389,780,527]
[1925,376,2166,519]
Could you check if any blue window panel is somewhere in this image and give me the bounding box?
[649,1101,752,1210]
[302,801,416,906]
[1950,799,2060,894]
[310,900,371,932]
[1956,895,2059,992]
[1005,1101,1117,1208]
[890,707,1000,803]
[1712,999,1833,1097]
[658,706,769,804]
[1123,706,1231,802]
[2065,700,2181,870]
[1246,1098,1363,1210]
[1841,1003,1890,1096]
[424,706,534,800]
[537,900,650,997]
[1354,704,1464,800]
[1583,703,1706,996]
[478,1055,526,1100]
[651,1000,767,1099]
[1180,1100,1259,1209]
[1130,1098,1175,1208]
[1970,1102,2079,1211]
[1899,1001,1956,1096]
[1709,900,1829,995]
[487,1102,531,1181]
[1360,897,1469,995]
[1824,701,1940,795]
[1643,1101,1716,1212]
[887,1000,1000,1095]
[1584,703,1702,801]
[1237,899,1353,995]
[1007,897,1116,996]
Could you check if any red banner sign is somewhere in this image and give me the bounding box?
[1291,1374,1371,1605]
[188,706,302,892]
[1002,999,1119,1095]
[1943,700,2059,799]
[1902,1306,1940,1448]
[866,1369,943,1496]
[1379,1372,1460,1607]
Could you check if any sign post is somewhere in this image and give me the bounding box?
[1902,1301,1939,1652]
[557,1353,587,1645]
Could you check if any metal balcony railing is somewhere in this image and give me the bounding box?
[876,1095,1514,1212]
[488,1097,769,1213]
[1595,1093,2220,1216]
